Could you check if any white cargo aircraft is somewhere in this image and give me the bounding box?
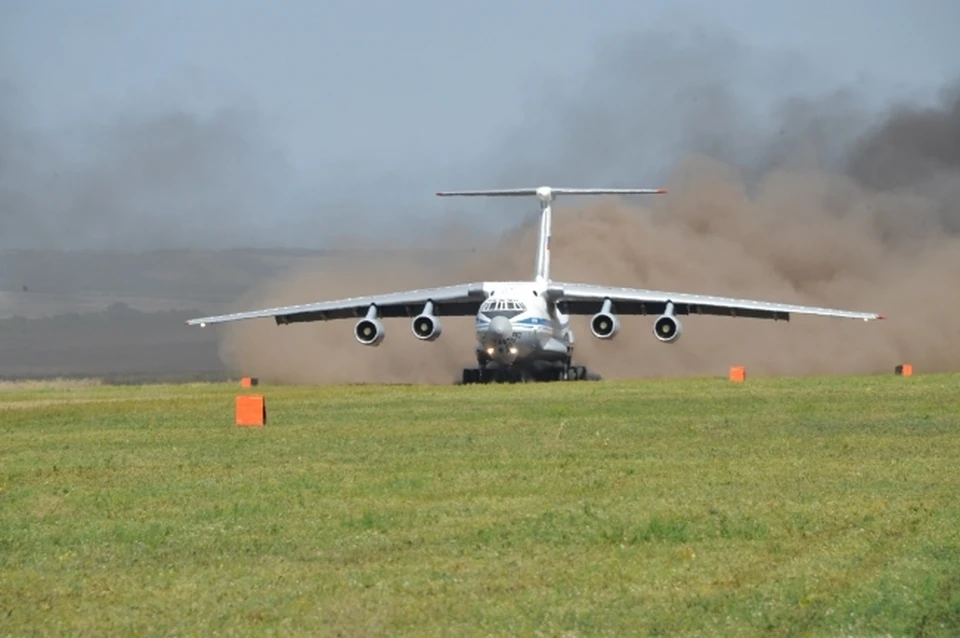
[186,186,884,384]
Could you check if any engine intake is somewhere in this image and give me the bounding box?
[653,314,682,343]
[590,298,620,340]
[411,313,442,341]
[590,312,620,339]
[354,318,385,346]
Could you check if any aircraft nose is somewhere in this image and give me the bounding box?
[488,315,513,339]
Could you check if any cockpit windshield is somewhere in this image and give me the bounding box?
[480,298,527,319]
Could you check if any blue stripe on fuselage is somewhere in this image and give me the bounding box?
[475,316,568,329]
[514,317,555,326]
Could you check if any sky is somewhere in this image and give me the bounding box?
[1,0,959,251]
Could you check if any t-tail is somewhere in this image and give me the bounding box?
[436,186,667,282]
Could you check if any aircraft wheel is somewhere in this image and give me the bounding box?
[543,369,559,383]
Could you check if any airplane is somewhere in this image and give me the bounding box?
[185,186,884,384]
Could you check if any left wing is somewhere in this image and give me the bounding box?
[185,282,488,327]
[546,282,884,322]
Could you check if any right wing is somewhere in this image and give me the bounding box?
[546,281,884,322]
[185,282,488,327]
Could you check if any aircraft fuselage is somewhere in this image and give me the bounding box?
[473,281,573,372]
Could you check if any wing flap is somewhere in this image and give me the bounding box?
[550,282,882,322]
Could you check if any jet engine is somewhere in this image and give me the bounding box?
[411,301,442,342]
[589,299,620,339]
[653,303,682,343]
[411,313,442,341]
[354,317,385,346]
[590,311,620,339]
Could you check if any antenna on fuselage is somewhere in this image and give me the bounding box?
[436,186,667,282]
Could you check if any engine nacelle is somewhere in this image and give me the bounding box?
[411,313,442,341]
[653,314,682,343]
[354,318,385,346]
[590,312,621,339]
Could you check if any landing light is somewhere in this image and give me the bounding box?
[486,347,495,355]
[509,346,518,355]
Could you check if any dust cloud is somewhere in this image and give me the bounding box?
[217,34,960,384]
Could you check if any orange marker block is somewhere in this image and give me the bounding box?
[895,364,913,377]
[729,366,746,382]
[236,395,266,427]
[240,377,259,388]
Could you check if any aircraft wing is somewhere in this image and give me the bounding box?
[185,282,488,327]
[546,282,884,322]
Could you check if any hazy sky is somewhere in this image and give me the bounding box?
[1,0,958,250]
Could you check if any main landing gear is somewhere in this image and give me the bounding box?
[460,362,597,385]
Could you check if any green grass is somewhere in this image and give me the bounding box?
[2,373,960,636]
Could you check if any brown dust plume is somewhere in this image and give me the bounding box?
[216,86,960,384]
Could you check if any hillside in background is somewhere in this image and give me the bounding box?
[0,302,224,382]
[0,247,475,381]
[0,246,472,315]
[0,248,319,381]
[0,248,322,315]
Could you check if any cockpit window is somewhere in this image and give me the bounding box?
[481,298,526,318]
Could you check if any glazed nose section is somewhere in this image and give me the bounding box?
[488,315,513,340]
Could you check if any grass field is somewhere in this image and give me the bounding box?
[2,373,959,635]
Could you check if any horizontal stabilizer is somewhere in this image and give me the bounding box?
[436,186,666,198]
[551,188,666,195]
[437,188,540,197]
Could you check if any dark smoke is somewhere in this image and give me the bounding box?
[0,90,299,252]
[846,84,960,234]
[0,85,461,254]
[848,83,960,187]
[0,86,376,252]
[215,27,960,383]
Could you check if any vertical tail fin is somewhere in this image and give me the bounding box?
[436,186,666,282]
